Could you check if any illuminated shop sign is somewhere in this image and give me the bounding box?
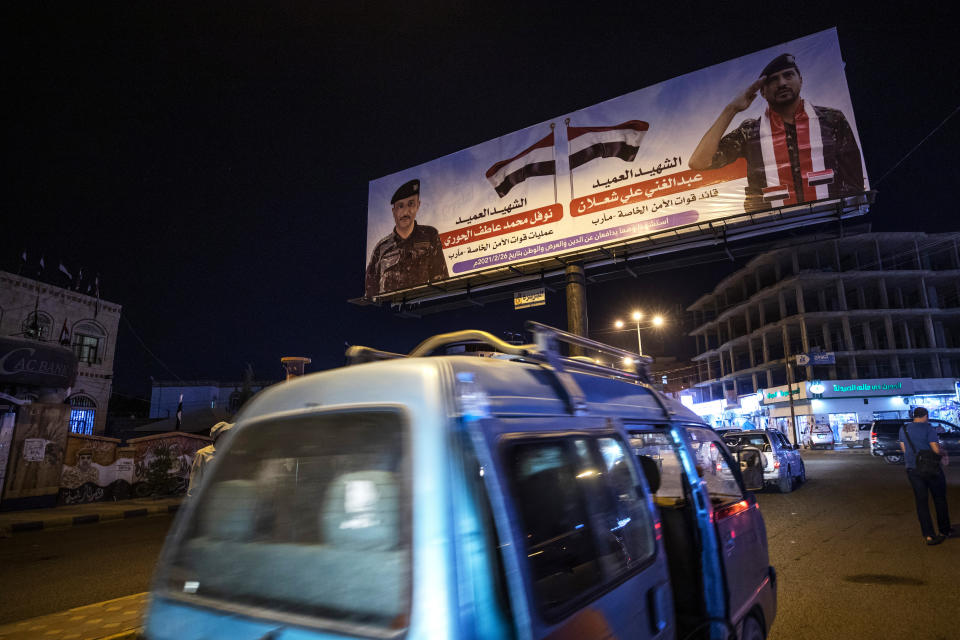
[832,382,902,393]
[766,389,800,399]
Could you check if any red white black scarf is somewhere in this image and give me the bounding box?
[758,100,834,207]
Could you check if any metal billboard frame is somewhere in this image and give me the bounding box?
[350,191,875,314]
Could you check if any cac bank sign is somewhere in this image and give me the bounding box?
[0,338,78,389]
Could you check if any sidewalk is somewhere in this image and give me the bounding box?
[0,496,182,537]
[0,593,145,640]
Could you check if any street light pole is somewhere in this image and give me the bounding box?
[615,312,664,357]
[631,311,644,355]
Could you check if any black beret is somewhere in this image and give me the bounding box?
[760,53,799,78]
[391,179,420,204]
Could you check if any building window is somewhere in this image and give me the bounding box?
[21,311,53,341]
[72,321,106,365]
[69,395,97,435]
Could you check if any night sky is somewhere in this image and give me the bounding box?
[2,1,958,399]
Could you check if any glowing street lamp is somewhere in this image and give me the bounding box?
[613,312,666,355]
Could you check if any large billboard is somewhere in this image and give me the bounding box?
[364,28,868,298]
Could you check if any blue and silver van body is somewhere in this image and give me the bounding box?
[146,323,775,640]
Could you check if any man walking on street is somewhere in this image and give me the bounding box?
[187,421,233,498]
[899,407,954,545]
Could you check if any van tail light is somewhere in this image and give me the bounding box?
[774,459,781,469]
[713,499,750,522]
[716,462,723,474]
[654,521,662,541]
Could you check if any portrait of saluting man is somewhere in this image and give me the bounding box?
[689,53,865,212]
[365,179,449,298]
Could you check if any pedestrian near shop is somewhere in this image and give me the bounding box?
[187,421,233,498]
[899,407,954,545]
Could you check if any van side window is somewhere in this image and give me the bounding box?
[594,437,658,570]
[685,427,745,504]
[505,436,656,618]
[629,431,686,506]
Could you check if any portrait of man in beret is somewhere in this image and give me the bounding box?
[689,53,865,212]
[365,179,449,297]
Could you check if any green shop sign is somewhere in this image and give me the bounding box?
[766,389,800,399]
[832,382,902,393]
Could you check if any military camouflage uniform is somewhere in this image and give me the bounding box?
[710,105,864,212]
[365,223,449,297]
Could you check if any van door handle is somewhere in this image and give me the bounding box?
[647,585,667,634]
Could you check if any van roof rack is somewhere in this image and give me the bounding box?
[346,321,671,418]
[346,321,651,383]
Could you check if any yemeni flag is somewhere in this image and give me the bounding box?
[59,319,70,346]
[175,394,183,431]
[485,131,555,198]
[567,120,649,171]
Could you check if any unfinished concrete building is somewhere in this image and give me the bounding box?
[688,232,960,401]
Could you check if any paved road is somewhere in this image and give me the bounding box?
[761,447,960,640]
[2,449,958,639]
[0,514,174,625]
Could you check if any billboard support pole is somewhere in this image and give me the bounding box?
[565,263,588,356]
[783,333,799,444]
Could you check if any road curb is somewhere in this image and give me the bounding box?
[0,502,180,536]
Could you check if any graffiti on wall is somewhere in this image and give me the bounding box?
[129,433,210,498]
[58,432,210,504]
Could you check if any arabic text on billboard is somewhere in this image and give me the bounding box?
[364,28,868,297]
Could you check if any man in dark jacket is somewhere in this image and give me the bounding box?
[689,53,865,212]
[899,407,953,545]
[365,179,449,297]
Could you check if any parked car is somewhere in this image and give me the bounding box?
[840,422,872,448]
[722,429,805,493]
[716,427,743,438]
[145,323,777,640]
[807,426,835,450]
[871,418,960,464]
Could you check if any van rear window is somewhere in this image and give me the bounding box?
[160,410,409,633]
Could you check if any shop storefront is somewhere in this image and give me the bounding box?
[0,337,79,510]
[757,377,960,445]
[684,392,770,431]
[685,377,959,444]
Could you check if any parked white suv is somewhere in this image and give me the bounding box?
[840,422,871,448]
[723,429,806,493]
[807,426,835,450]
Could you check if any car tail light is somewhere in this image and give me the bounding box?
[774,459,781,469]
[713,499,750,522]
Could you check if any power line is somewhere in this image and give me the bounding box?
[121,314,183,382]
[875,104,960,186]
